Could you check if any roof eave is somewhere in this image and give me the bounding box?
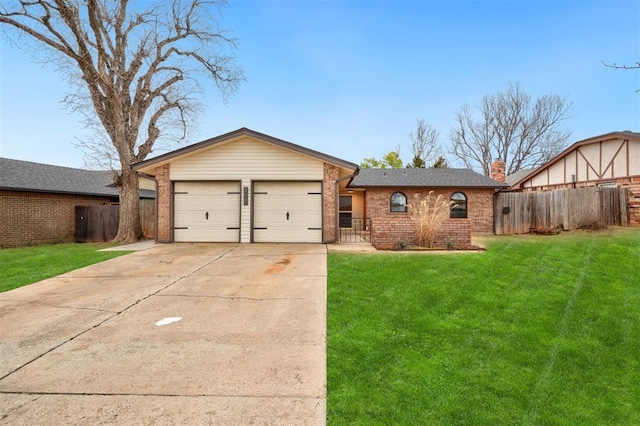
[348,183,508,189]
[0,186,119,198]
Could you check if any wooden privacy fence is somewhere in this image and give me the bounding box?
[494,187,629,235]
[75,199,156,242]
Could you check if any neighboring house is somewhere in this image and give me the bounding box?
[345,168,507,248]
[504,168,537,188]
[133,128,506,247]
[502,131,640,226]
[0,158,154,248]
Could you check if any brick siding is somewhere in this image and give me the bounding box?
[155,164,172,242]
[0,190,113,248]
[323,163,340,242]
[522,176,640,226]
[366,187,494,249]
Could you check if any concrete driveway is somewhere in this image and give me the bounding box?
[0,243,327,425]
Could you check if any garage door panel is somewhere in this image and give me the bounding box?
[174,182,240,242]
[253,182,322,243]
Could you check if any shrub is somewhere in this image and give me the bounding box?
[409,191,455,247]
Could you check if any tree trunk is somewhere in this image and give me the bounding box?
[114,170,143,243]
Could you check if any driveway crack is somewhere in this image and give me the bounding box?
[156,294,305,301]
[2,300,116,314]
[0,394,42,422]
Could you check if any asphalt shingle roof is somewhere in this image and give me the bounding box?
[349,168,508,188]
[505,168,537,187]
[0,157,154,198]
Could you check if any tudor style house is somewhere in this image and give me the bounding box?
[504,131,640,226]
[133,128,507,248]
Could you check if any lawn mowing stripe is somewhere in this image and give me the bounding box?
[328,230,640,424]
[522,238,595,424]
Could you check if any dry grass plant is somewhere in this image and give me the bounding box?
[410,191,455,247]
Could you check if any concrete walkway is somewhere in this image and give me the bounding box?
[0,243,327,425]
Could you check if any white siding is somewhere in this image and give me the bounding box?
[601,140,620,178]
[531,172,547,187]
[240,178,251,243]
[138,178,156,191]
[170,137,324,180]
[629,139,640,173]
[613,145,628,177]
[547,160,565,185]
[565,152,577,182]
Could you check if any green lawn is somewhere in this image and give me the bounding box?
[0,243,130,293]
[327,228,640,425]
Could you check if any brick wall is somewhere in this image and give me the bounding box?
[371,216,472,249]
[323,163,340,242]
[0,190,113,248]
[366,187,493,249]
[522,176,640,226]
[155,164,171,242]
[366,188,495,232]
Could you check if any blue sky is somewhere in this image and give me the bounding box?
[1,0,639,169]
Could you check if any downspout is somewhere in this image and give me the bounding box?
[136,172,166,244]
[323,168,360,244]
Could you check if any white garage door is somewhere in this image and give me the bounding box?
[253,182,322,243]
[174,181,240,242]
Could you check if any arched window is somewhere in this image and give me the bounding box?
[450,192,467,218]
[390,192,407,212]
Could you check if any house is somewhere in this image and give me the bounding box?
[501,131,640,226]
[345,168,507,248]
[133,128,507,247]
[0,158,154,248]
[133,128,358,244]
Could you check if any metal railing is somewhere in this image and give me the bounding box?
[339,217,372,243]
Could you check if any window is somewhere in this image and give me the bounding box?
[450,192,467,218]
[339,195,353,227]
[390,192,407,212]
[597,182,617,188]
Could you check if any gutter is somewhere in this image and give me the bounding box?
[323,168,360,244]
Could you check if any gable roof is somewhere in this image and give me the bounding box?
[0,157,154,198]
[508,130,640,189]
[348,168,508,188]
[505,168,537,187]
[133,127,358,173]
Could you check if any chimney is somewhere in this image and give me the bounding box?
[491,159,506,183]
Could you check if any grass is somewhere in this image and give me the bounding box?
[0,243,131,293]
[327,228,640,425]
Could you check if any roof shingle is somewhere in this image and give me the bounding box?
[0,157,154,198]
[348,168,507,188]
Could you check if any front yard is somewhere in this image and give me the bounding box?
[327,228,640,424]
[0,243,130,293]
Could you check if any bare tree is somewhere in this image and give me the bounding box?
[449,83,572,176]
[407,119,440,168]
[603,59,640,92]
[0,0,244,242]
[602,59,640,70]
